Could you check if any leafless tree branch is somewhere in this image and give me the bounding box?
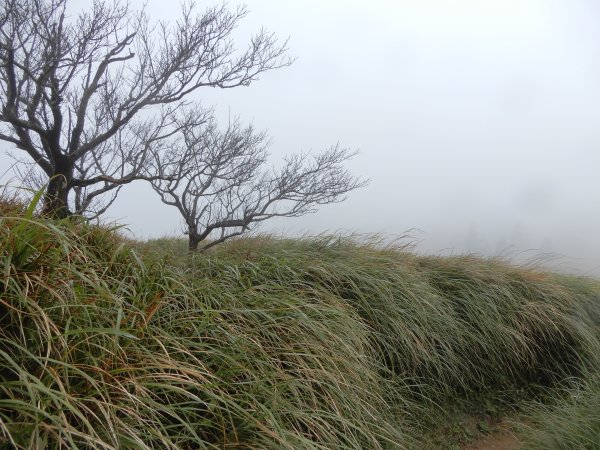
[0,0,291,217]
[150,108,366,251]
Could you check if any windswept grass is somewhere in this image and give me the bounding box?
[209,237,599,392]
[1,210,599,448]
[516,371,600,449]
[1,218,407,449]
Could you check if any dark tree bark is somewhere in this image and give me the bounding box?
[43,155,74,218]
[188,235,200,252]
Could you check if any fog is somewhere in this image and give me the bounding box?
[2,0,600,276]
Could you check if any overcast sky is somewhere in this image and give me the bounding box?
[2,0,600,275]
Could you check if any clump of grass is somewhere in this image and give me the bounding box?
[219,237,598,378]
[0,184,26,215]
[1,206,599,449]
[517,371,600,449]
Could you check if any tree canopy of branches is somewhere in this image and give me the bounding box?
[0,0,290,217]
[151,108,366,251]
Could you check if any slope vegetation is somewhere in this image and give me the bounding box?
[1,204,599,448]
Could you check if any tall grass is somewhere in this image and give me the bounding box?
[211,237,599,393]
[0,215,407,449]
[517,371,600,449]
[1,208,599,448]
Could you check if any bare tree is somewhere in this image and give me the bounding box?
[0,0,290,218]
[150,109,366,251]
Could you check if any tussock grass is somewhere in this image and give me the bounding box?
[220,239,598,372]
[517,371,600,449]
[1,209,599,448]
[1,218,406,449]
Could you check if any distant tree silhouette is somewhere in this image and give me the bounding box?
[150,107,366,251]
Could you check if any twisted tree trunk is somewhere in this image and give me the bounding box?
[42,157,74,219]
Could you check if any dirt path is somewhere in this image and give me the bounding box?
[463,429,522,450]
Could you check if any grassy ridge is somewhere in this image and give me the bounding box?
[1,208,599,448]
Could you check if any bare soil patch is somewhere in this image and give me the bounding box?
[463,427,521,450]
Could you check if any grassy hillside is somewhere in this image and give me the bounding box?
[1,204,599,449]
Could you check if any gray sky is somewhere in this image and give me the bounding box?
[3,0,600,275]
